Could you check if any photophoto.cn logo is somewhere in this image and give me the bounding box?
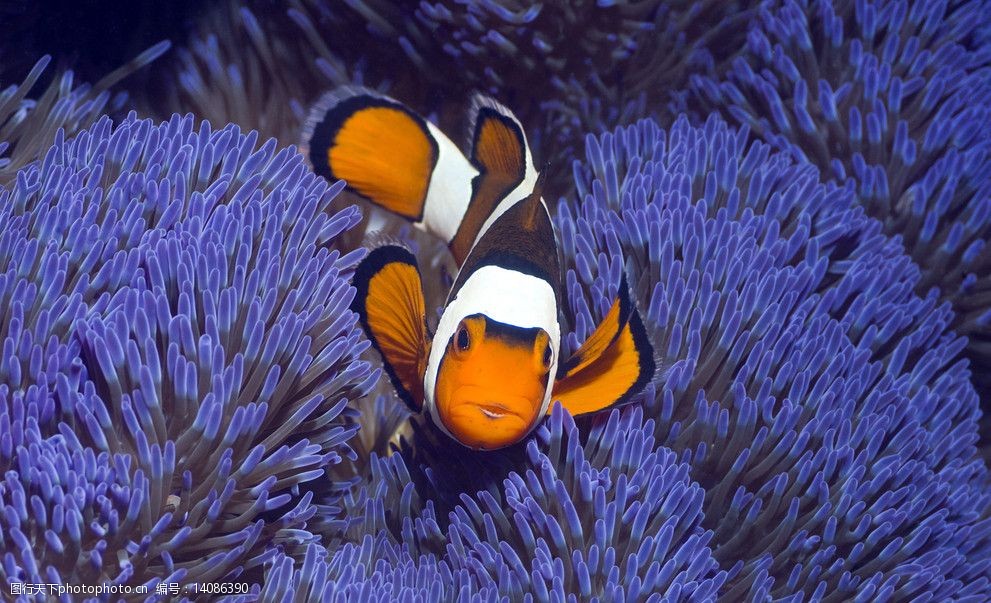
[9,583,148,598]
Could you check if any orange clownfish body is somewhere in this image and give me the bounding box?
[303,88,658,450]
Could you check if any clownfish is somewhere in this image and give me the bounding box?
[302,88,658,450]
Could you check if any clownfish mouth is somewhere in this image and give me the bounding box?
[449,402,530,442]
[438,386,543,449]
[478,403,512,419]
[458,400,525,423]
[452,387,532,420]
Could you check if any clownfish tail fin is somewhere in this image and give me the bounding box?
[351,244,430,412]
[300,86,386,171]
[551,268,659,417]
[302,87,439,223]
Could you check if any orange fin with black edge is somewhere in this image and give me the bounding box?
[467,93,529,181]
[551,271,657,416]
[302,88,439,222]
[448,94,537,264]
[351,244,430,411]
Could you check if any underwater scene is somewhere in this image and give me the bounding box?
[2,0,991,600]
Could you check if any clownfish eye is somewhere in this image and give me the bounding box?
[542,343,552,367]
[456,324,470,351]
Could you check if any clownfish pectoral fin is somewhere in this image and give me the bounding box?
[448,94,537,264]
[550,272,657,416]
[351,245,430,412]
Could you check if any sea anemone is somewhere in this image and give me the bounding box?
[134,1,424,262]
[0,113,376,593]
[157,0,759,189]
[137,2,321,144]
[261,115,990,599]
[0,43,170,187]
[689,0,991,427]
[411,0,757,115]
[416,0,649,94]
[4,1,991,599]
[137,0,403,146]
[558,116,991,598]
[412,0,762,186]
[1,57,114,187]
[261,406,725,600]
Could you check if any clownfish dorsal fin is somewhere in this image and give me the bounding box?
[302,87,478,245]
[448,94,537,265]
[519,171,548,232]
[351,244,431,412]
[466,93,531,180]
[551,270,658,416]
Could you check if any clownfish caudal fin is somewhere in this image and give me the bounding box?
[302,88,437,221]
[351,245,430,412]
[551,271,658,416]
[302,88,477,241]
[448,94,539,264]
